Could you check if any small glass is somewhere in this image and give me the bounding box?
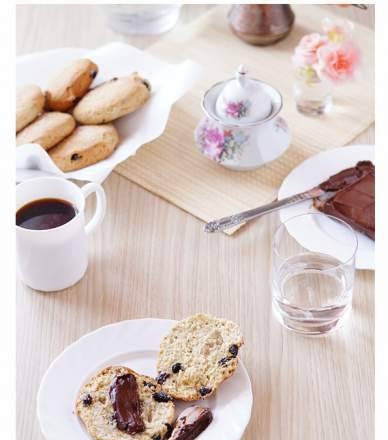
[293,74,332,116]
[271,213,358,336]
[102,5,182,36]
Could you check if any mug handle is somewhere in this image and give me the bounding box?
[81,183,107,235]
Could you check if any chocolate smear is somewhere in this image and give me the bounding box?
[109,374,145,434]
[315,161,375,240]
[170,406,213,440]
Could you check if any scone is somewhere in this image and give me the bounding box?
[157,314,244,401]
[16,112,76,150]
[46,58,98,111]
[73,73,151,124]
[49,124,119,172]
[16,84,45,132]
[76,366,175,440]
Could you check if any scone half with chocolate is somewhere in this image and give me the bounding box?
[157,314,244,401]
[76,366,175,440]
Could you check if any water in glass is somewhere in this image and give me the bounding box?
[272,252,354,335]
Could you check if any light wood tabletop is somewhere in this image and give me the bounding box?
[16,5,375,440]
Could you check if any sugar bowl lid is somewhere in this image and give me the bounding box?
[215,65,272,123]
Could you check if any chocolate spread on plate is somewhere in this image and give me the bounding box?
[315,161,375,240]
[109,373,145,434]
[170,406,213,440]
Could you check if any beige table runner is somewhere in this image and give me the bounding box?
[116,5,374,234]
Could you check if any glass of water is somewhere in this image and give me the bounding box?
[271,213,358,336]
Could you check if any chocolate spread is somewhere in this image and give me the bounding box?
[109,374,145,434]
[315,161,375,240]
[170,406,213,440]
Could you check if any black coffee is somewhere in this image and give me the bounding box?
[16,198,77,230]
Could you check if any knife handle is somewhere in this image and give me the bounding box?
[204,188,323,233]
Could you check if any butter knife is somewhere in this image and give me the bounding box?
[204,187,334,233]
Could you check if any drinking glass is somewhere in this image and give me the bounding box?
[271,213,358,336]
[102,5,182,35]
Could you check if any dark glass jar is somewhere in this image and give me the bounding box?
[228,5,295,46]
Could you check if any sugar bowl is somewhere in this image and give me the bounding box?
[194,65,291,171]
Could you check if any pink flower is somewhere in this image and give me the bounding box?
[226,102,239,115]
[292,33,329,68]
[203,141,224,161]
[315,43,360,83]
[226,101,243,118]
[322,18,354,43]
[202,127,224,161]
[205,127,223,144]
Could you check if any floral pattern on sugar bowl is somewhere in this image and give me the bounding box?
[224,100,252,120]
[274,116,289,134]
[196,118,249,163]
[195,114,290,171]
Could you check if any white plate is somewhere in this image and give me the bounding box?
[278,144,374,270]
[37,319,253,440]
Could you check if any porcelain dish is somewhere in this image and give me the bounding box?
[195,67,291,171]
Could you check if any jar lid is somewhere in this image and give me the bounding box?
[215,65,272,123]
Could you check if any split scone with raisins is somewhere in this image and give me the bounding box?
[156,314,244,401]
[76,366,175,440]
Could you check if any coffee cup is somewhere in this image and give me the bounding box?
[16,176,106,292]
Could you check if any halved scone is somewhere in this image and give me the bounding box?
[157,314,244,401]
[76,366,175,440]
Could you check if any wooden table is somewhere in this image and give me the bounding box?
[16,5,375,440]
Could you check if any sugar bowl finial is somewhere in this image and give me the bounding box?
[215,65,273,123]
[237,64,247,88]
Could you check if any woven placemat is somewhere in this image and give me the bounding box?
[116,5,374,234]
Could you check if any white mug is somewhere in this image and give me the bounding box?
[16,176,106,292]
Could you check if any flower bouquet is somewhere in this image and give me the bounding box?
[292,18,361,116]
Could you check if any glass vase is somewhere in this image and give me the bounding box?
[293,74,333,116]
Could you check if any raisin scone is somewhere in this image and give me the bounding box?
[49,124,119,172]
[16,84,45,132]
[45,58,98,111]
[76,366,175,440]
[16,112,76,150]
[157,314,244,401]
[73,73,151,124]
